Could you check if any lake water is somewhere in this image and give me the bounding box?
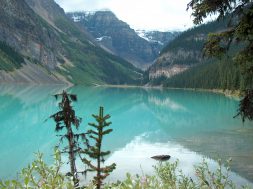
[0,85,253,186]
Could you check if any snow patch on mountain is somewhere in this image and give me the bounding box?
[71,11,96,22]
[96,36,112,41]
[135,30,164,45]
[135,30,150,41]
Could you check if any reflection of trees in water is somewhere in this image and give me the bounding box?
[145,89,244,133]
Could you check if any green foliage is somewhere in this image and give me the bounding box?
[0,41,24,71]
[195,159,235,189]
[104,159,250,189]
[0,150,74,189]
[1,153,251,189]
[80,107,116,189]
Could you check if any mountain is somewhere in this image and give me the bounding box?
[0,0,142,85]
[148,20,227,80]
[147,18,250,90]
[67,11,178,69]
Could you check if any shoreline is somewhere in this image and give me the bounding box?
[0,83,242,100]
[164,87,242,100]
[97,84,242,100]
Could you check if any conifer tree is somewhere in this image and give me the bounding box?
[80,107,116,189]
[50,90,88,187]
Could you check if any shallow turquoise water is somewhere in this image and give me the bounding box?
[0,85,253,186]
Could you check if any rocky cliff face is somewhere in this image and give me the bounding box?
[0,0,62,70]
[0,0,142,84]
[67,11,178,69]
[149,64,190,79]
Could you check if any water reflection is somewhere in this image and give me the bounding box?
[0,85,252,184]
[105,133,253,187]
[144,89,253,181]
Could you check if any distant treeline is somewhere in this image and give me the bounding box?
[154,58,252,90]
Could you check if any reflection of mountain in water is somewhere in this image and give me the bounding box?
[144,89,253,182]
[0,85,153,179]
[0,86,253,183]
[145,89,242,133]
[68,86,158,151]
[148,95,186,111]
[0,85,68,105]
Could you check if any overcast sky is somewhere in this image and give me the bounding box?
[55,0,195,31]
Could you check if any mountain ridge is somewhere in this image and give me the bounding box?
[67,11,179,69]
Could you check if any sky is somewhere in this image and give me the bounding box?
[55,0,195,31]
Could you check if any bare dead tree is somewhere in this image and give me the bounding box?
[50,90,88,187]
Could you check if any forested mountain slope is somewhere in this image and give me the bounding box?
[147,18,251,91]
[157,59,245,90]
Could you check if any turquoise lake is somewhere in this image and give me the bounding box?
[0,85,253,186]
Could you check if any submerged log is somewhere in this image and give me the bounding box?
[151,155,171,161]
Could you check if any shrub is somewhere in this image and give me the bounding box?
[103,159,250,189]
[0,150,74,189]
[1,156,251,189]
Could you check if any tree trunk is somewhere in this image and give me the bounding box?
[67,123,78,187]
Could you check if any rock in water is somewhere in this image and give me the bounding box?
[151,155,171,161]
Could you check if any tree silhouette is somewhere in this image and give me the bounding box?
[80,106,116,189]
[235,89,253,122]
[50,90,88,187]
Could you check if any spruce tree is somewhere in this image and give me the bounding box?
[50,90,88,187]
[80,107,116,189]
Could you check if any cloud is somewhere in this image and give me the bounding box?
[55,0,194,31]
